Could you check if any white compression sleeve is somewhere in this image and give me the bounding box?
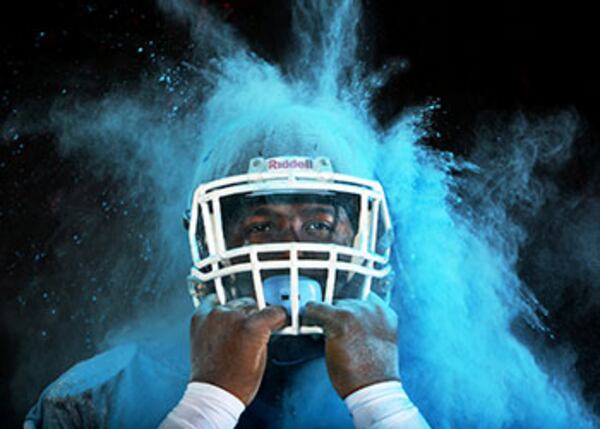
[344,381,431,429]
[159,382,245,429]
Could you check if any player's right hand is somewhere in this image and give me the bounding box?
[189,295,287,406]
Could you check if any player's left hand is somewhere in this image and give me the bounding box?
[304,293,400,398]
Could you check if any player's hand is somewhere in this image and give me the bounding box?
[189,295,287,405]
[304,293,400,398]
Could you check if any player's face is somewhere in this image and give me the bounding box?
[224,201,355,248]
[220,195,358,286]
[220,196,358,365]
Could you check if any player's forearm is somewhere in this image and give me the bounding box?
[345,381,431,429]
[159,380,430,429]
[158,382,245,429]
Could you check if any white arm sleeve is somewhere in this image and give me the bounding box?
[344,381,431,429]
[158,382,245,429]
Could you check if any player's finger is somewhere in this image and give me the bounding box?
[330,297,363,309]
[197,293,220,317]
[191,293,220,331]
[225,297,259,318]
[246,305,287,333]
[303,301,341,330]
[225,297,258,312]
[366,292,399,327]
[366,291,388,307]
[336,294,396,323]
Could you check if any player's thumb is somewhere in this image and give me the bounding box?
[303,301,339,332]
[246,305,287,333]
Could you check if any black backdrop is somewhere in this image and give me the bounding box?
[1,0,599,425]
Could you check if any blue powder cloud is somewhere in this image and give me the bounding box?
[4,0,597,426]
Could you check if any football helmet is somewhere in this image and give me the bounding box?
[185,155,393,335]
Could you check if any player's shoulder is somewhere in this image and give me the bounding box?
[43,342,140,398]
[26,337,189,428]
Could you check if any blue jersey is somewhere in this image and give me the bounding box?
[25,334,353,428]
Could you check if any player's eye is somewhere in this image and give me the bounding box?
[303,221,334,237]
[245,222,274,236]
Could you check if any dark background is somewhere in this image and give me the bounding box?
[1,0,599,425]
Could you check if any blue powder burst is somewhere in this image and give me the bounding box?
[4,0,597,427]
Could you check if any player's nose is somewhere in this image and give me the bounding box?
[272,219,307,259]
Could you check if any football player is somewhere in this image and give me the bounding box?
[24,152,430,429]
[160,154,430,428]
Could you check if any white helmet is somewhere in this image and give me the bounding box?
[185,151,393,335]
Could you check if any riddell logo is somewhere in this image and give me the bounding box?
[267,158,313,170]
